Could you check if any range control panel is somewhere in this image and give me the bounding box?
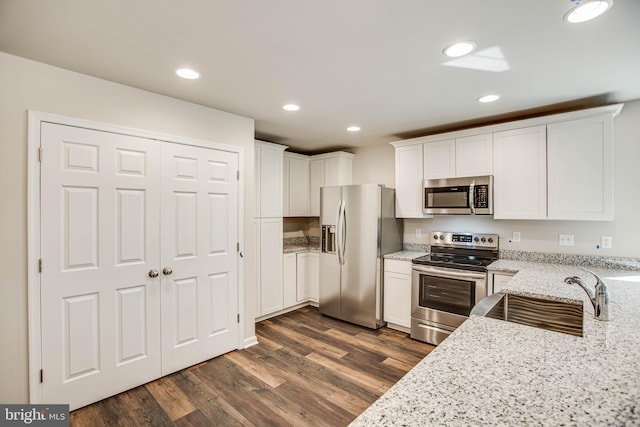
[431,231,499,249]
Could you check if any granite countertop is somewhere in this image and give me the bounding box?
[351,261,640,426]
[283,244,319,253]
[383,250,428,262]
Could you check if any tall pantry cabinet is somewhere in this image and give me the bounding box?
[254,141,287,316]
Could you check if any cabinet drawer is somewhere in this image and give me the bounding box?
[384,259,412,275]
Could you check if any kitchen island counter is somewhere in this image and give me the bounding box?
[351,262,640,426]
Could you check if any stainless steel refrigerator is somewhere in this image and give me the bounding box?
[319,184,403,329]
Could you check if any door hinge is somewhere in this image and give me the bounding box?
[237,313,240,323]
[40,369,43,383]
[237,170,240,181]
[38,259,43,273]
[38,147,43,162]
[237,242,240,252]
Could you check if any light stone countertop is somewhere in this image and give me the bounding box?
[351,261,640,426]
[283,244,319,254]
[383,250,428,262]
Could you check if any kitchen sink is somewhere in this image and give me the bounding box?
[471,292,584,337]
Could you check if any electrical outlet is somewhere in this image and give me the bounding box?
[416,229,422,238]
[601,236,612,249]
[512,232,521,242]
[559,234,574,246]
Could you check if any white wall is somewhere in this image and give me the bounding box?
[352,142,395,188]
[353,99,640,258]
[0,52,256,404]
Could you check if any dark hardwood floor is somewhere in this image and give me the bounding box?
[70,306,435,426]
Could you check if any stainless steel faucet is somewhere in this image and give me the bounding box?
[564,267,609,321]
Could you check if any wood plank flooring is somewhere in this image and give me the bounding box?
[70,306,435,426]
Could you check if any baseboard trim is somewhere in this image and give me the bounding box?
[242,335,259,349]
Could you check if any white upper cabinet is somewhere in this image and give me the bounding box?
[493,125,547,220]
[423,139,455,179]
[255,140,287,218]
[423,134,492,180]
[392,104,622,222]
[455,133,493,177]
[309,152,353,216]
[393,143,426,218]
[547,115,613,221]
[283,152,310,217]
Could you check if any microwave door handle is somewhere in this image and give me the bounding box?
[469,180,476,214]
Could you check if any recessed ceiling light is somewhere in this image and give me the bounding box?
[478,94,500,103]
[282,104,300,111]
[443,41,476,58]
[176,68,200,79]
[565,0,613,23]
[347,126,361,132]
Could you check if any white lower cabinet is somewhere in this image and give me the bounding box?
[308,252,320,303]
[283,252,297,307]
[257,218,284,316]
[489,272,515,295]
[293,251,320,304]
[261,250,319,320]
[383,259,412,331]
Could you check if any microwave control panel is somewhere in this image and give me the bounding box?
[474,185,489,208]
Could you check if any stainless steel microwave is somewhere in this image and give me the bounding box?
[423,175,493,215]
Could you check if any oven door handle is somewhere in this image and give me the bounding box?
[412,265,486,280]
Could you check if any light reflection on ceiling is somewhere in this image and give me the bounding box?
[443,46,510,72]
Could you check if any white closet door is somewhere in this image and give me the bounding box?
[40,123,162,410]
[160,143,239,375]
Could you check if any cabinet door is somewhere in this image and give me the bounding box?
[282,156,290,217]
[259,218,283,315]
[423,139,455,179]
[456,133,493,177]
[383,262,412,329]
[490,272,514,294]
[395,144,426,218]
[324,156,352,186]
[283,253,297,307]
[296,252,310,301]
[308,252,319,303]
[493,126,547,219]
[309,159,324,217]
[547,116,613,221]
[288,156,310,216]
[256,143,284,218]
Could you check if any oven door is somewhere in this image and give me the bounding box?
[411,264,487,344]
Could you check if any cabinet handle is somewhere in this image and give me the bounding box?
[148,269,159,278]
[162,267,173,276]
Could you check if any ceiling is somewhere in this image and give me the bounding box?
[1,1,639,153]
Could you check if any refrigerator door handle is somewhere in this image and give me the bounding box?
[337,199,346,265]
[341,200,346,264]
[335,200,343,265]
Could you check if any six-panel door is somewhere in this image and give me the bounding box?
[40,123,239,410]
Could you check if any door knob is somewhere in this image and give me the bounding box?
[148,269,159,278]
[162,267,173,276]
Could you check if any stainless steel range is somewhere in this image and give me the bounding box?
[411,231,499,345]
